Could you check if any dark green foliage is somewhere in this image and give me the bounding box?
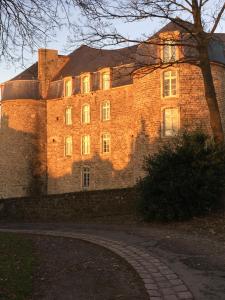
[138,132,225,221]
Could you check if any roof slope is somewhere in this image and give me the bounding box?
[7,21,225,83]
[53,44,138,80]
[11,62,38,81]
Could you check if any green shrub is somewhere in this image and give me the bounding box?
[138,131,225,221]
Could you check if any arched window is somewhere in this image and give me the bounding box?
[64,78,72,97]
[163,71,177,97]
[65,107,72,125]
[65,136,73,156]
[102,72,110,90]
[82,135,90,155]
[82,166,90,188]
[82,104,90,123]
[102,133,110,153]
[102,101,110,121]
[82,76,90,93]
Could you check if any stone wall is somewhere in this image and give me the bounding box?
[0,99,47,198]
[47,62,225,195]
[47,85,137,194]
[0,188,138,222]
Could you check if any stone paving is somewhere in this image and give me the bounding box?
[0,228,194,300]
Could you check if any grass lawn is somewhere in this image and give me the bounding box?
[0,233,36,300]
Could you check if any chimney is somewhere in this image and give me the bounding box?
[38,49,68,98]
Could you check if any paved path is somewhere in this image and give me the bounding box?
[0,225,194,300]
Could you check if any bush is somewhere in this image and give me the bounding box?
[138,131,225,221]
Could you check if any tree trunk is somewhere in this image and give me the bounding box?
[198,45,224,144]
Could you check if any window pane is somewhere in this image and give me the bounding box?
[65,136,72,156]
[65,79,72,97]
[102,133,110,153]
[163,45,170,62]
[82,167,90,188]
[82,135,90,155]
[163,71,177,97]
[65,107,72,125]
[102,101,110,121]
[171,78,177,96]
[82,76,90,93]
[82,105,90,123]
[164,108,179,136]
[163,79,170,97]
[163,41,176,62]
[102,72,110,90]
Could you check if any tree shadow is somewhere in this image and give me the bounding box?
[48,118,161,195]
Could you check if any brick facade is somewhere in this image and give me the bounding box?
[1,25,225,199]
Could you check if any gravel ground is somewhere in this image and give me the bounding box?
[29,235,148,300]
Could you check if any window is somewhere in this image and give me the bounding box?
[163,108,180,137]
[102,133,110,153]
[64,78,72,97]
[102,72,110,90]
[82,104,90,123]
[82,76,90,93]
[65,107,72,125]
[102,101,110,121]
[82,135,90,155]
[162,41,176,63]
[82,167,90,188]
[65,136,73,156]
[163,71,177,97]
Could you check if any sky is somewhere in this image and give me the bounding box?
[0,18,161,83]
[1,15,225,83]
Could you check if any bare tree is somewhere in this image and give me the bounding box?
[70,0,225,144]
[0,0,77,62]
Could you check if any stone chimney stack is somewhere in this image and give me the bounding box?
[38,49,68,98]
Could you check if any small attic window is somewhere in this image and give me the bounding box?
[162,41,176,63]
[64,77,72,97]
[99,68,111,90]
[81,73,91,93]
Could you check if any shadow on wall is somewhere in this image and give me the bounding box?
[0,114,42,198]
[0,110,162,199]
[48,118,162,194]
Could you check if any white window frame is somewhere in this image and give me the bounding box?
[102,133,110,154]
[82,135,90,155]
[162,41,177,63]
[81,74,90,93]
[101,100,110,121]
[162,70,178,98]
[65,106,72,125]
[65,136,73,156]
[64,77,72,97]
[162,107,180,137]
[82,104,90,124]
[82,166,90,188]
[102,72,110,90]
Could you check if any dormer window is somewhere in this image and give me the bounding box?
[64,77,72,97]
[102,72,110,90]
[162,41,177,63]
[100,68,111,90]
[81,74,90,93]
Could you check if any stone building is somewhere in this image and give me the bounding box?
[1,21,225,199]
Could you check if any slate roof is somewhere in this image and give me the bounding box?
[11,62,38,81]
[7,21,225,83]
